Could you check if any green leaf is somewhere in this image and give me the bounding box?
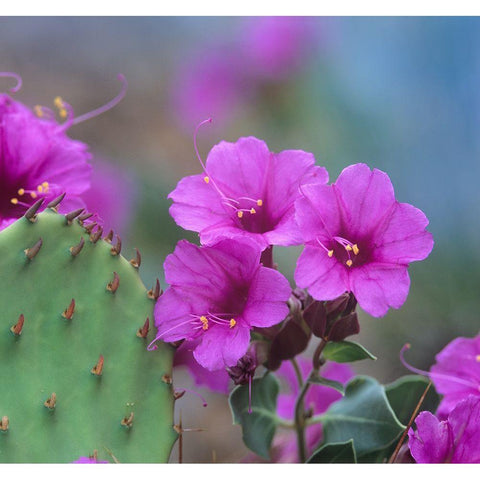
[385,375,440,426]
[307,440,357,463]
[229,373,280,459]
[309,372,345,394]
[321,376,404,457]
[322,341,377,363]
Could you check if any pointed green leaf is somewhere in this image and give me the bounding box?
[307,440,357,463]
[309,372,345,394]
[321,376,404,457]
[322,341,377,363]
[385,375,440,426]
[229,373,280,459]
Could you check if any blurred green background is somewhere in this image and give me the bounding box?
[1,16,479,462]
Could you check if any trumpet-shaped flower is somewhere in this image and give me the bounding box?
[408,395,480,463]
[150,238,291,370]
[169,135,328,250]
[294,163,434,317]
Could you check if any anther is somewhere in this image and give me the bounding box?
[130,248,141,268]
[476,355,480,362]
[237,211,243,218]
[204,176,210,184]
[345,245,352,252]
[65,208,84,224]
[11,314,24,336]
[327,250,334,257]
[229,319,236,329]
[110,235,122,256]
[250,208,256,214]
[137,317,150,338]
[10,198,18,205]
[62,299,75,320]
[104,230,114,243]
[0,416,9,432]
[24,198,45,222]
[70,237,85,256]
[257,199,263,206]
[90,227,103,244]
[148,278,162,301]
[200,315,209,331]
[44,393,56,410]
[24,238,43,260]
[352,244,359,255]
[84,222,97,234]
[106,272,120,294]
[91,355,104,376]
[346,259,353,267]
[17,188,25,196]
[46,192,66,210]
[121,412,134,428]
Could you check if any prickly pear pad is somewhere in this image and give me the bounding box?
[0,209,176,463]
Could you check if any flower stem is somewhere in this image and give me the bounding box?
[294,339,328,463]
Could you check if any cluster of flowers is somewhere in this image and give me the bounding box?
[405,334,480,463]
[0,72,132,234]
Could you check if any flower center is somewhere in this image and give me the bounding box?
[317,235,360,268]
[192,313,238,332]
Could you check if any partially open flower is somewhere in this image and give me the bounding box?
[149,238,291,371]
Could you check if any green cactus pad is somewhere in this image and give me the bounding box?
[0,209,176,463]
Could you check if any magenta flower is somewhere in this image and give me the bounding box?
[169,134,328,250]
[171,47,252,131]
[294,163,434,317]
[0,92,91,229]
[81,159,136,236]
[408,395,480,463]
[0,73,127,230]
[239,17,316,80]
[173,340,231,394]
[149,238,291,371]
[429,335,480,418]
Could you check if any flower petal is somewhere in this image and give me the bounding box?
[294,245,347,301]
[242,266,291,328]
[374,202,434,264]
[193,324,251,370]
[349,263,410,317]
[335,164,396,236]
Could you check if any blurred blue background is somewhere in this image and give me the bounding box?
[1,16,479,462]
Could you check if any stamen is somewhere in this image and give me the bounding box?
[237,211,243,218]
[229,319,236,328]
[316,238,334,258]
[17,188,25,196]
[204,176,209,184]
[71,73,128,126]
[249,208,256,214]
[0,72,22,93]
[257,199,263,207]
[352,244,359,255]
[200,315,209,331]
[10,198,18,205]
[400,344,480,391]
[346,259,353,267]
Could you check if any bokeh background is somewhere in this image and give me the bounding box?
[1,16,479,462]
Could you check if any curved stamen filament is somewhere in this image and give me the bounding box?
[316,238,334,257]
[34,105,56,121]
[0,72,22,93]
[400,343,480,391]
[71,73,128,126]
[176,388,208,407]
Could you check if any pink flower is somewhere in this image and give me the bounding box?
[408,395,480,463]
[429,334,480,418]
[169,135,328,250]
[0,92,91,229]
[239,17,316,80]
[149,238,291,370]
[294,163,434,317]
[81,159,136,236]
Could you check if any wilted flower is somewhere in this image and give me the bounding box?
[294,163,434,317]
[408,395,480,463]
[149,238,291,370]
[169,133,328,250]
